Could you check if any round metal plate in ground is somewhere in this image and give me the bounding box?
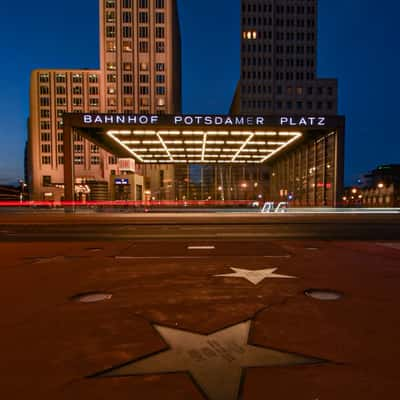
[304,289,343,301]
[71,292,112,303]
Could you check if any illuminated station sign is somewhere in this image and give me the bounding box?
[79,113,335,164]
[62,113,341,165]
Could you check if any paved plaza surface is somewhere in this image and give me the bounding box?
[1,214,400,399]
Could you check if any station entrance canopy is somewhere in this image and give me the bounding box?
[62,113,345,201]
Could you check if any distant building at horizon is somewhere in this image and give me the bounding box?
[28,0,181,201]
[343,165,400,208]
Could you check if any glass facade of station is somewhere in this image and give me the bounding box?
[268,131,339,206]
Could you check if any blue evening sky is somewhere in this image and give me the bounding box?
[0,0,399,185]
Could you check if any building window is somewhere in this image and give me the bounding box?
[156,0,164,9]
[139,41,148,53]
[109,156,118,164]
[41,110,50,118]
[41,156,51,165]
[123,41,132,52]
[156,86,165,95]
[139,74,149,83]
[89,87,99,95]
[41,132,51,141]
[106,0,115,8]
[40,86,49,95]
[57,144,64,153]
[106,40,116,52]
[140,86,149,95]
[123,74,133,83]
[74,156,84,165]
[73,86,82,95]
[72,98,82,106]
[155,12,164,24]
[156,75,165,83]
[41,121,51,129]
[107,74,117,83]
[156,41,165,53]
[124,97,133,107]
[139,26,148,38]
[56,86,66,95]
[91,156,100,165]
[74,144,84,153]
[139,12,148,23]
[89,98,99,106]
[39,74,49,83]
[139,0,148,8]
[72,74,82,83]
[123,26,132,38]
[106,26,116,38]
[107,63,117,71]
[106,11,115,23]
[123,63,132,71]
[123,86,133,95]
[58,156,64,165]
[56,74,66,83]
[40,97,50,107]
[123,11,132,23]
[156,63,165,71]
[41,144,51,153]
[156,27,165,38]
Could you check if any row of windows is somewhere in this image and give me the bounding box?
[107,85,166,96]
[106,62,164,72]
[40,86,99,95]
[106,11,164,24]
[243,17,315,28]
[242,43,315,55]
[241,85,335,96]
[242,31,315,42]
[39,73,99,84]
[106,26,165,39]
[243,2,315,14]
[41,155,118,166]
[242,57,314,68]
[40,98,100,107]
[106,0,165,9]
[242,100,334,111]
[241,70,316,81]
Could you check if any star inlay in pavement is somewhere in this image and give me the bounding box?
[215,267,297,285]
[98,321,323,400]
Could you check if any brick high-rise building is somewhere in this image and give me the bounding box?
[28,0,181,201]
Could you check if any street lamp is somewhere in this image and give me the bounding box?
[378,183,384,189]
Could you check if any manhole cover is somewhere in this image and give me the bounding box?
[304,289,343,300]
[71,292,112,303]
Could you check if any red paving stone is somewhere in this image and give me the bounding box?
[0,239,399,398]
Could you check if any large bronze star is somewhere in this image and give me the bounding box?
[99,321,324,400]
